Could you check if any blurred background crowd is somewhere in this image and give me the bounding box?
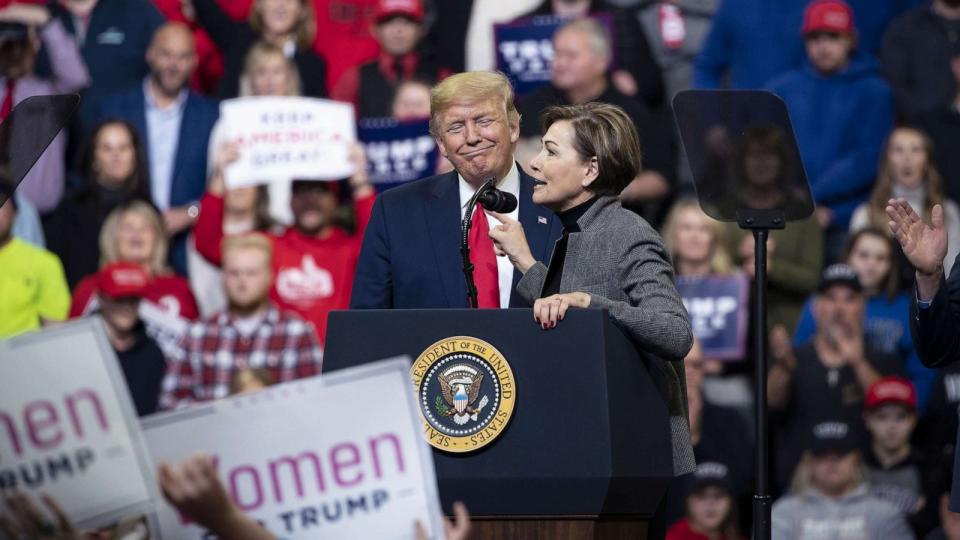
[1,0,959,537]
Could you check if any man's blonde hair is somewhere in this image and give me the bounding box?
[222,233,273,263]
[429,71,520,138]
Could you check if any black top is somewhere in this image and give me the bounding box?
[44,186,149,288]
[190,0,328,99]
[917,106,960,204]
[115,325,167,417]
[664,399,754,526]
[772,342,905,492]
[518,83,674,182]
[542,196,598,296]
[516,0,665,108]
[863,446,945,539]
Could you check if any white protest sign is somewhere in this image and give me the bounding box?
[141,358,443,539]
[221,97,357,188]
[0,319,161,529]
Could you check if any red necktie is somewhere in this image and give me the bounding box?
[0,79,15,123]
[469,203,500,308]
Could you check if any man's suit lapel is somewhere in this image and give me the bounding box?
[513,169,561,307]
[168,93,195,206]
[424,172,467,308]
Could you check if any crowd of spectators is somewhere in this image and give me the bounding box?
[2,0,960,537]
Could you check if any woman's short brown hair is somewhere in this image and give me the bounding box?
[540,102,641,195]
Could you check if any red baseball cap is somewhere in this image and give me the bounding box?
[802,0,855,35]
[97,262,150,299]
[375,0,423,23]
[865,376,917,411]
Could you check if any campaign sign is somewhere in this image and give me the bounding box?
[141,358,444,539]
[221,97,357,188]
[494,16,562,97]
[358,118,438,191]
[0,319,160,529]
[677,274,749,360]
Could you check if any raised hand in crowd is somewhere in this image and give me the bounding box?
[887,198,949,300]
[0,492,78,540]
[208,141,241,197]
[415,501,472,540]
[346,143,374,199]
[158,454,275,540]
[0,2,51,27]
[768,324,796,409]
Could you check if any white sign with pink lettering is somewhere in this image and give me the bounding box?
[221,97,357,189]
[0,319,161,528]
[141,358,444,539]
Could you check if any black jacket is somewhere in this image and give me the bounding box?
[191,0,328,99]
[911,257,960,512]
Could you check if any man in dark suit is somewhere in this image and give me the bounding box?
[350,71,563,309]
[888,198,960,510]
[98,23,219,275]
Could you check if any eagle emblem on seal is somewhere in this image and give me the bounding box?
[437,364,490,425]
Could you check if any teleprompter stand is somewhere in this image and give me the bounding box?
[673,90,815,540]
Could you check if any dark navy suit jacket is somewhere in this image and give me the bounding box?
[911,253,960,511]
[350,168,563,309]
[97,86,220,274]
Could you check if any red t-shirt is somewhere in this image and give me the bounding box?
[193,191,374,343]
[70,273,200,320]
[666,519,736,540]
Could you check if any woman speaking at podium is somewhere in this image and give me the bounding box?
[489,102,695,477]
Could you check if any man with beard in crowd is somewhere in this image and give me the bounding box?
[97,22,219,275]
[160,233,323,409]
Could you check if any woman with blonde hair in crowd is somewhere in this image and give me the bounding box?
[663,198,754,417]
[773,421,911,539]
[663,198,733,277]
[850,126,960,283]
[69,199,199,325]
[186,0,326,98]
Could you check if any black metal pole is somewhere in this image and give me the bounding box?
[752,228,772,540]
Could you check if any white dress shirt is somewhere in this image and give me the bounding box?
[144,78,188,210]
[458,162,521,309]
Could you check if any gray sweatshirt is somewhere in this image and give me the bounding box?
[772,484,914,539]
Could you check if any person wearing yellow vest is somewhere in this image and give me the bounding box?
[0,189,70,338]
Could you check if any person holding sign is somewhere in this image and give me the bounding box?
[161,233,323,409]
[487,102,694,476]
[351,70,563,309]
[194,137,374,344]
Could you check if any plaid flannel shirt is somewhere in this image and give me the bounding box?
[159,304,323,410]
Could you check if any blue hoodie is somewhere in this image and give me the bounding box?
[793,293,936,409]
[693,0,925,90]
[765,58,893,227]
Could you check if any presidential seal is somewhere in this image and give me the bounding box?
[411,336,516,453]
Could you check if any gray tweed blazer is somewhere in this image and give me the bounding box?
[516,195,696,476]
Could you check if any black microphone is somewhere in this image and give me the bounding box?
[477,183,518,213]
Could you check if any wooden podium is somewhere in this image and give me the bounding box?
[324,309,673,539]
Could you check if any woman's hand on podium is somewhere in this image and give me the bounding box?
[533,293,591,330]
